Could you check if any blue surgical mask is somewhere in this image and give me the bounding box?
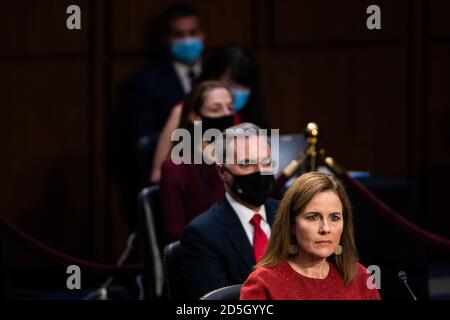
[231,89,251,112]
[171,37,204,64]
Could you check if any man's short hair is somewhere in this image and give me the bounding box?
[162,3,200,34]
[213,122,271,165]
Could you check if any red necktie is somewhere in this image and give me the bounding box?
[250,214,268,263]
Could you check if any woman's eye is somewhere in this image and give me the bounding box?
[206,105,220,112]
[330,215,341,222]
[307,215,319,222]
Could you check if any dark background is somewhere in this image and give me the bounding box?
[0,0,449,289]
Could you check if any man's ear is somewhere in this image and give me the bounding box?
[216,165,227,181]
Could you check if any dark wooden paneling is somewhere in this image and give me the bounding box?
[0,60,90,265]
[430,0,450,38]
[426,43,450,238]
[0,0,89,55]
[110,58,150,89]
[258,45,408,177]
[272,0,408,45]
[110,0,253,53]
[107,58,151,255]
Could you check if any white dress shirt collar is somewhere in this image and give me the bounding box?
[172,60,202,94]
[225,192,267,223]
[225,192,271,245]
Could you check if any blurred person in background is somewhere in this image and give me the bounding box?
[150,45,267,183]
[160,81,235,243]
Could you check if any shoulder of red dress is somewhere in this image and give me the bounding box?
[161,159,189,171]
[253,261,289,278]
[355,262,369,273]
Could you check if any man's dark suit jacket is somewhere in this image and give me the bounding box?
[118,58,186,191]
[123,58,185,145]
[179,197,279,299]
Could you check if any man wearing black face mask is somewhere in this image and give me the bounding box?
[179,123,279,299]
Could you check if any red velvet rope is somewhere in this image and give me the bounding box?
[0,215,144,271]
[340,171,450,251]
[4,170,448,269]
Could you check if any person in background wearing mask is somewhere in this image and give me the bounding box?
[179,122,279,300]
[120,3,205,190]
[199,45,266,126]
[160,81,235,243]
[150,45,266,183]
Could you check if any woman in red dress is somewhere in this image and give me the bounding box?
[240,172,381,300]
[160,80,235,243]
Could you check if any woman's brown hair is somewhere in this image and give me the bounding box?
[257,172,358,285]
[179,80,232,132]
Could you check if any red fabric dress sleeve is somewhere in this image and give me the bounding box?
[239,271,270,300]
[160,161,186,242]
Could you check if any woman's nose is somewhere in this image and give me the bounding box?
[319,221,331,234]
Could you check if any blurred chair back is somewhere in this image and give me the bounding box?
[138,185,164,299]
[200,284,242,300]
[137,134,158,188]
[163,241,186,300]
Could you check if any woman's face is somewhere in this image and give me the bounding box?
[199,88,234,118]
[293,190,344,260]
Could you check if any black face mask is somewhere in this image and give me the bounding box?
[226,170,274,207]
[199,114,234,133]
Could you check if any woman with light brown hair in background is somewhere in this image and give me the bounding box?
[240,172,381,300]
[150,45,266,183]
[160,80,235,243]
